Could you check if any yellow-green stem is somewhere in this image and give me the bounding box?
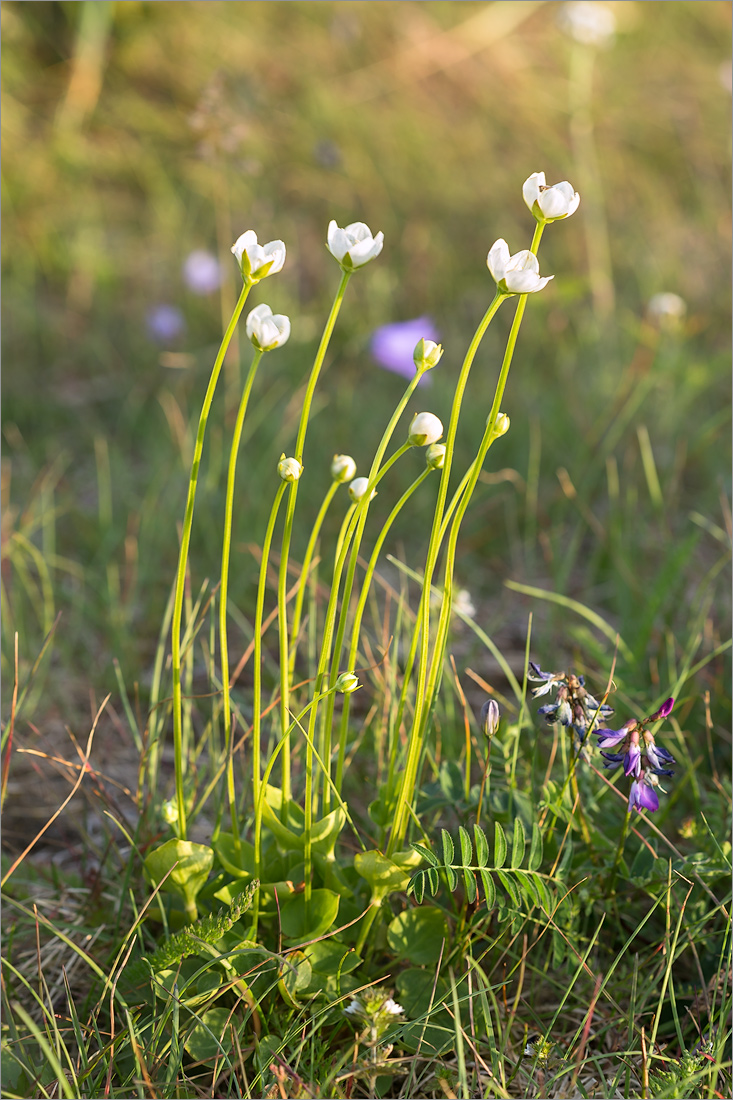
[219,350,264,852]
[171,280,252,840]
[277,272,351,808]
[252,481,287,810]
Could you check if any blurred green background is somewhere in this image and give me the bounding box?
[2,0,730,727]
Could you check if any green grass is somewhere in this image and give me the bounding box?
[2,2,731,1098]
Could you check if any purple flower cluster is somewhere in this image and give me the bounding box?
[596,697,676,813]
[528,663,614,748]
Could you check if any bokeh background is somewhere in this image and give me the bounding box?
[2,1,731,749]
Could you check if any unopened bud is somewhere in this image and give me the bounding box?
[278,454,303,482]
[335,671,360,694]
[408,412,443,447]
[489,412,510,437]
[480,699,500,737]
[331,454,357,483]
[413,338,443,372]
[425,443,446,470]
[348,477,377,503]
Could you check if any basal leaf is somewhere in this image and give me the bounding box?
[387,907,447,965]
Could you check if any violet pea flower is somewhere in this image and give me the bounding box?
[629,776,660,814]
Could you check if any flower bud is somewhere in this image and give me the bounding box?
[408,411,443,447]
[278,454,303,483]
[331,454,357,483]
[481,699,500,737]
[245,303,291,351]
[425,443,446,470]
[413,338,443,372]
[335,671,360,694]
[490,412,510,437]
[649,697,674,721]
[348,477,376,503]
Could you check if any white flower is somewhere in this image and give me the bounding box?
[278,454,303,483]
[348,477,377,503]
[245,304,291,351]
[523,173,580,224]
[453,589,476,618]
[647,292,686,326]
[383,999,403,1015]
[231,230,286,282]
[425,443,446,470]
[487,240,554,295]
[559,1,616,47]
[344,999,362,1015]
[408,412,443,447]
[413,338,443,372]
[331,454,357,483]
[327,220,384,270]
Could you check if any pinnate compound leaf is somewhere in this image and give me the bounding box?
[444,864,458,892]
[474,823,489,867]
[407,872,425,904]
[480,869,496,911]
[441,829,455,868]
[511,818,526,868]
[458,826,473,868]
[533,873,553,913]
[427,867,440,896]
[494,822,507,868]
[463,868,477,905]
[528,823,543,871]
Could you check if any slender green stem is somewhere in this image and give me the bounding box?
[607,809,632,897]
[252,481,288,811]
[389,224,546,853]
[288,480,340,680]
[277,272,351,807]
[335,467,433,792]
[219,350,264,852]
[171,280,252,840]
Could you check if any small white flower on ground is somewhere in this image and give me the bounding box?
[245,304,291,351]
[344,999,362,1015]
[348,477,377,503]
[647,292,686,325]
[331,454,357,483]
[327,220,384,270]
[231,230,286,282]
[183,250,221,295]
[453,589,476,618]
[523,172,580,224]
[408,411,443,447]
[425,443,446,470]
[487,240,554,295]
[383,999,403,1015]
[559,1,616,47]
[278,454,303,482]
